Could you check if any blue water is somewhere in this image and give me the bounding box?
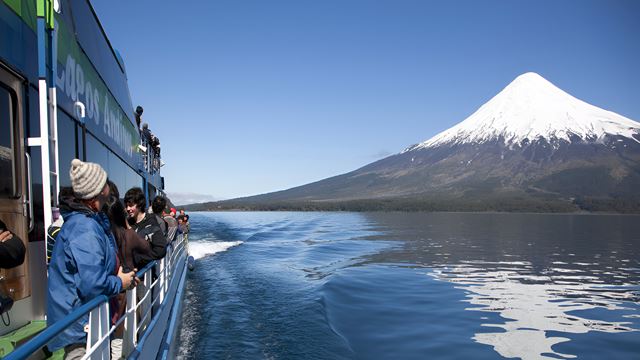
[177,212,640,359]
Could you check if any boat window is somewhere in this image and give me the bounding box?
[108,151,126,195]
[57,110,77,188]
[108,149,142,196]
[86,132,142,195]
[0,85,17,198]
[86,133,109,171]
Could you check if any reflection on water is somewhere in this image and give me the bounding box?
[364,212,640,359]
[431,260,638,359]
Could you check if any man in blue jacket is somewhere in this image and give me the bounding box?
[47,159,138,359]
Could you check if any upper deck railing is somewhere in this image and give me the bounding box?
[3,234,188,360]
[140,136,162,175]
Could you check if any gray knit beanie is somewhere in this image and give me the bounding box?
[69,159,108,199]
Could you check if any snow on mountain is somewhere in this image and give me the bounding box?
[406,72,640,152]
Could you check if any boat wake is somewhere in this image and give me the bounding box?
[189,241,243,260]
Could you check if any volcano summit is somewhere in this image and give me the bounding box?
[406,72,639,149]
[201,73,640,212]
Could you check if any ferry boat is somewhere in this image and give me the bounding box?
[0,1,189,358]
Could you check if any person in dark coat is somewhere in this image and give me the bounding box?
[163,209,178,243]
[103,181,151,358]
[105,181,151,272]
[0,219,25,269]
[124,187,166,266]
[141,123,153,145]
[151,196,168,238]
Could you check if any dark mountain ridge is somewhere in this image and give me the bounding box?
[189,73,640,213]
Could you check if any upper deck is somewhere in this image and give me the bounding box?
[0,0,163,192]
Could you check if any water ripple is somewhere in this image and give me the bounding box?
[430,262,639,359]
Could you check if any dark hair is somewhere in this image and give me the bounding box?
[124,187,146,212]
[103,181,128,267]
[151,196,167,215]
[107,179,119,200]
[103,181,126,228]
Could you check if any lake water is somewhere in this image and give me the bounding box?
[177,212,640,359]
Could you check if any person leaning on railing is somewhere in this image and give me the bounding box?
[177,209,190,236]
[105,181,152,273]
[47,159,139,360]
[151,196,168,238]
[176,216,189,238]
[163,208,178,243]
[103,180,151,359]
[124,187,167,266]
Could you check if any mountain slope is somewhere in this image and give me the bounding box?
[201,73,640,212]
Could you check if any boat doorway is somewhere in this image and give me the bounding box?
[0,64,30,303]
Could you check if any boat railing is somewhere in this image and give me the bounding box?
[3,234,188,360]
[139,136,162,175]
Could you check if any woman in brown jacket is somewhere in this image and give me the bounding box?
[104,181,151,358]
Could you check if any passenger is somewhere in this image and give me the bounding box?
[163,209,178,243]
[141,123,153,146]
[103,181,151,359]
[124,187,166,265]
[177,216,188,237]
[46,191,72,265]
[151,196,168,237]
[0,219,25,269]
[177,210,190,236]
[105,182,151,272]
[184,216,191,235]
[135,105,143,131]
[47,159,137,359]
[151,135,160,155]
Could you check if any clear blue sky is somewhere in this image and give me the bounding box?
[91,0,640,201]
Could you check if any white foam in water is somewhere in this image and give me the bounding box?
[189,241,243,260]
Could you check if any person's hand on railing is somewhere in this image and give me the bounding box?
[118,266,140,291]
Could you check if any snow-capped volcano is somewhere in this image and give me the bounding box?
[406,72,640,151]
[215,73,640,213]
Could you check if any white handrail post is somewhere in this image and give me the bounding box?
[161,257,167,301]
[123,287,137,357]
[165,246,171,293]
[153,261,163,314]
[140,271,152,334]
[100,302,110,360]
[86,301,110,359]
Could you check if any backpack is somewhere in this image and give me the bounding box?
[46,219,64,265]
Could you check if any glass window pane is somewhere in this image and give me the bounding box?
[128,168,142,192]
[57,110,76,188]
[107,151,126,197]
[0,86,15,198]
[85,133,108,171]
[84,134,142,199]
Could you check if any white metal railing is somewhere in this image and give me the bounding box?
[89,234,187,360]
[140,137,162,174]
[3,234,188,360]
[5,234,188,360]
